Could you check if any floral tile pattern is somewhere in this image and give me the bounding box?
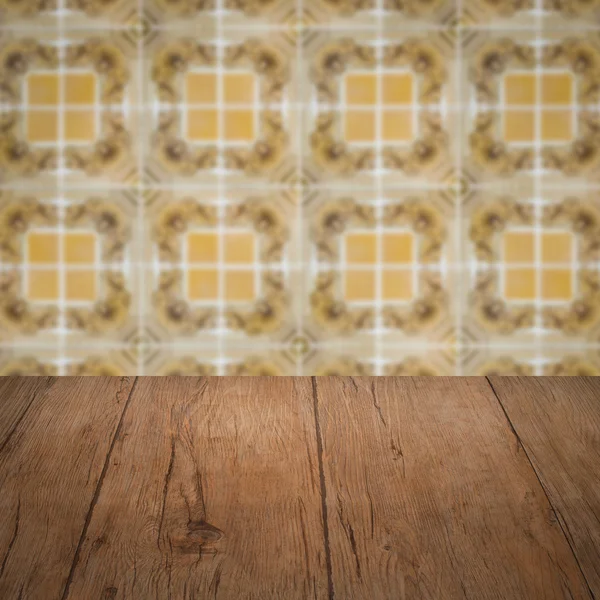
[1,0,599,375]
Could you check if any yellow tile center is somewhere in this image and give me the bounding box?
[25,71,98,145]
[343,71,414,144]
[186,230,257,303]
[503,230,574,302]
[185,71,256,144]
[344,231,414,302]
[26,231,97,303]
[502,71,574,144]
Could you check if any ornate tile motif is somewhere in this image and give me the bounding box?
[1,0,599,374]
[142,30,298,186]
[301,29,457,187]
[303,187,456,345]
[462,189,600,345]
[142,187,298,345]
[0,189,139,345]
[0,32,140,187]
[462,31,600,188]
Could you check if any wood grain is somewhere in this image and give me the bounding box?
[314,377,591,600]
[488,376,600,598]
[63,377,328,600]
[0,377,55,452]
[0,377,136,600]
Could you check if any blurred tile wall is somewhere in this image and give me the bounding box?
[1,0,599,374]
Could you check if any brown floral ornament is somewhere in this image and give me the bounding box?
[310,197,448,335]
[151,39,289,178]
[310,39,448,178]
[152,197,289,336]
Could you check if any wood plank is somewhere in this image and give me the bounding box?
[0,377,55,451]
[315,376,591,600]
[63,377,328,600]
[488,376,600,597]
[0,376,136,600]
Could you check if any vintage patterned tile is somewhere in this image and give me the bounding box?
[461,29,600,189]
[141,28,300,187]
[0,30,142,187]
[461,186,600,347]
[301,185,457,345]
[0,187,141,344]
[300,28,459,188]
[139,185,301,346]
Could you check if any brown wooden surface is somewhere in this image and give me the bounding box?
[0,376,598,600]
[0,377,136,600]
[62,377,327,600]
[315,377,590,599]
[489,376,600,598]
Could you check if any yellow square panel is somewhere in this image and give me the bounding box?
[382,111,413,142]
[541,110,572,142]
[345,73,377,105]
[65,73,96,105]
[186,72,217,104]
[382,232,413,263]
[27,73,59,105]
[224,232,254,264]
[345,270,376,301]
[345,233,377,264]
[64,111,96,143]
[26,111,58,143]
[504,231,535,263]
[505,268,536,300]
[504,110,535,143]
[27,269,59,301]
[64,233,96,264]
[28,232,59,263]
[66,270,96,302]
[188,232,218,263]
[224,73,255,104]
[542,232,572,263]
[542,269,572,300]
[187,109,218,142]
[224,110,255,142]
[225,270,255,302]
[345,110,376,142]
[382,73,413,105]
[541,73,572,105]
[382,269,413,301]
[188,268,219,301]
[504,73,536,105]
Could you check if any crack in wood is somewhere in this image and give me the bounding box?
[60,376,139,600]
[311,377,335,600]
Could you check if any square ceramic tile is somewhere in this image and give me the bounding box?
[0,30,142,187]
[300,28,459,188]
[0,187,141,345]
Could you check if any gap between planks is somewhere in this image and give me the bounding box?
[485,376,596,600]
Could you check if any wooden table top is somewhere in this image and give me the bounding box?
[0,377,599,599]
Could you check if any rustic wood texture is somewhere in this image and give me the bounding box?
[314,377,591,599]
[0,376,598,600]
[0,377,55,452]
[489,376,600,598]
[62,377,328,600]
[0,377,136,600]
